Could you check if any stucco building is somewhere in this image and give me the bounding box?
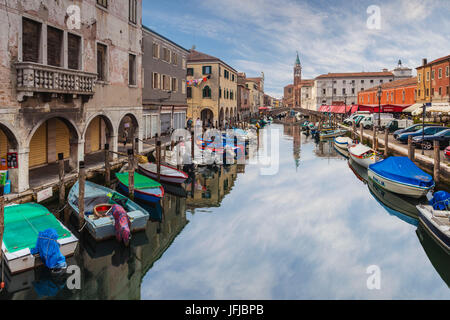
[142,26,189,138]
[237,73,250,120]
[186,49,237,128]
[0,0,143,192]
[416,55,450,106]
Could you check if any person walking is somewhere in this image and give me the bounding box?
[187,118,193,130]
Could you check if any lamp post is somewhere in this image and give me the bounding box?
[421,102,431,155]
[377,85,382,129]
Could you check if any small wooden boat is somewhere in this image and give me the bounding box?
[1,203,78,274]
[368,157,434,198]
[68,181,149,241]
[334,136,353,150]
[348,143,383,168]
[138,162,188,184]
[115,172,164,203]
[320,129,347,140]
[417,204,450,253]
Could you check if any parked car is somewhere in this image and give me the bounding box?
[395,126,448,144]
[412,129,450,150]
[343,112,370,125]
[393,123,436,139]
[445,146,450,160]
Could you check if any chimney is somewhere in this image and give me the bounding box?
[382,68,388,72]
[422,58,427,66]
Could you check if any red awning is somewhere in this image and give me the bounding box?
[350,105,359,114]
[357,104,410,113]
[259,107,269,110]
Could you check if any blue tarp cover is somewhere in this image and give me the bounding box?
[429,190,450,210]
[30,228,67,270]
[369,157,434,188]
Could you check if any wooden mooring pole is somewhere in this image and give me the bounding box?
[352,121,356,139]
[104,144,111,187]
[360,124,363,144]
[78,161,85,226]
[58,153,65,209]
[372,127,377,151]
[156,140,161,182]
[128,149,135,201]
[0,192,4,263]
[434,139,440,185]
[384,129,389,157]
[408,135,415,161]
[191,130,195,166]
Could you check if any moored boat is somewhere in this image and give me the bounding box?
[68,181,149,241]
[348,143,382,168]
[320,129,347,140]
[368,157,434,198]
[1,203,78,274]
[334,136,353,150]
[417,195,450,253]
[116,172,164,203]
[139,162,188,184]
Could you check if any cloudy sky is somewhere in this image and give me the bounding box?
[142,0,450,99]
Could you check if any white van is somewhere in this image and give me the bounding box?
[360,114,395,129]
[343,111,370,125]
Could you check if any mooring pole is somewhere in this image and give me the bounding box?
[156,140,161,182]
[104,143,111,187]
[58,153,65,209]
[128,149,135,201]
[408,135,415,161]
[384,129,389,157]
[78,161,85,226]
[434,139,440,185]
[372,126,377,151]
[0,191,4,271]
[352,121,356,140]
[191,130,195,166]
[360,124,363,144]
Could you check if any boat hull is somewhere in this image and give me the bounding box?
[349,153,379,168]
[368,169,433,198]
[117,181,163,203]
[139,164,187,184]
[417,205,450,253]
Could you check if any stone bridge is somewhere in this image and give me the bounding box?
[268,107,326,119]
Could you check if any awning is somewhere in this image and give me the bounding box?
[259,107,269,110]
[358,104,410,113]
[402,103,422,113]
[428,102,450,113]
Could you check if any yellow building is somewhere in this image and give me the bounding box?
[187,50,238,128]
[416,58,432,103]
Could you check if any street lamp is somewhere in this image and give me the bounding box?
[421,102,431,155]
[377,85,382,129]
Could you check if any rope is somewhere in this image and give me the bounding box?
[78,221,87,233]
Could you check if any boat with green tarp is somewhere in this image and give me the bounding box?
[1,203,78,274]
[115,172,164,203]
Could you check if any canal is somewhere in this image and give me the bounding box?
[1,123,449,299]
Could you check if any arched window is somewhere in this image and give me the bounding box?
[203,86,211,98]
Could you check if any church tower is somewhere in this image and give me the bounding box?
[294,51,302,86]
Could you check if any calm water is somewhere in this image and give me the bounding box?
[1,123,449,299]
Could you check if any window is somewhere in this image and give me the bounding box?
[426,88,429,96]
[370,79,374,83]
[343,80,346,84]
[162,75,170,91]
[47,26,63,67]
[438,87,442,96]
[129,0,137,24]
[152,72,159,89]
[202,66,212,75]
[333,88,336,95]
[230,90,234,100]
[97,43,107,81]
[187,68,194,76]
[322,89,326,95]
[203,86,211,98]
[232,74,235,82]
[224,70,229,79]
[361,80,364,84]
[402,90,405,102]
[426,71,429,81]
[97,0,108,8]
[128,54,136,85]
[68,33,81,70]
[182,80,186,94]
[418,89,421,96]
[352,88,355,94]
[22,18,41,63]
[219,87,222,98]
[187,87,192,98]
[342,88,346,95]
[380,79,383,83]
[152,43,160,59]
[438,68,442,79]
[172,52,178,65]
[162,48,171,62]
[171,77,177,92]
[431,88,434,96]
[418,74,421,83]
[432,70,435,80]
[446,66,449,77]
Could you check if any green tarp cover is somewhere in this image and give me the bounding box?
[3,203,71,253]
[115,172,161,190]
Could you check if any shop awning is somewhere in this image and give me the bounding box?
[319,105,353,113]
[402,103,422,113]
[358,104,410,113]
[428,102,450,113]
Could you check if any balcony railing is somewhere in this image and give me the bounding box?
[16,62,97,100]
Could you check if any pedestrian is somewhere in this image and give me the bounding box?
[187,118,193,130]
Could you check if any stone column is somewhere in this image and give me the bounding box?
[8,147,30,193]
[109,135,119,160]
[69,138,84,171]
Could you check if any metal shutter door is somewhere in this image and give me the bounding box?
[0,129,8,161]
[145,116,151,139]
[151,115,159,137]
[29,123,47,167]
[89,117,100,152]
[55,119,71,158]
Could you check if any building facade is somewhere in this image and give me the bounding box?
[416,55,450,106]
[283,52,313,109]
[186,49,237,128]
[142,26,189,138]
[0,0,143,193]
[237,77,250,120]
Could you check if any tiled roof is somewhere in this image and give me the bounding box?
[187,49,237,72]
[416,54,450,69]
[316,71,393,79]
[361,77,417,92]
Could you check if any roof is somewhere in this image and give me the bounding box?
[187,49,237,73]
[296,52,301,65]
[416,54,450,69]
[142,25,189,53]
[316,71,394,79]
[361,77,417,92]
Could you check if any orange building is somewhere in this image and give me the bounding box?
[358,77,417,112]
[416,55,450,105]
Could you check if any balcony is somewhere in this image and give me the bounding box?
[16,62,97,101]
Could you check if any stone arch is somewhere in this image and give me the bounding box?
[0,122,19,152]
[118,112,140,148]
[200,108,214,127]
[219,108,224,129]
[26,114,81,147]
[83,113,115,155]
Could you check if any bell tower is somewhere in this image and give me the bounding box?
[294,51,302,86]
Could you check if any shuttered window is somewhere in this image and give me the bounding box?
[152,72,159,89]
[22,18,41,63]
[171,77,177,92]
[97,43,107,81]
[129,54,136,85]
[68,33,81,70]
[129,0,137,24]
[47,26,63,67]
